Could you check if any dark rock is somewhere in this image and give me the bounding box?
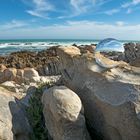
[124,43,140,67]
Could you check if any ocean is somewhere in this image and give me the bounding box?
[0,39,138,55]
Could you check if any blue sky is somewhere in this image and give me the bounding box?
[0,0,140,40]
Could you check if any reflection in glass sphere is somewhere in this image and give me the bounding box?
[95,38,124,68]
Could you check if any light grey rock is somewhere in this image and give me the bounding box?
[57,46,140,140]
[23,68,40,83]
[40,75,61,84]
[0,87,31,140]
[0,81,17,92]
[42,86,91,140]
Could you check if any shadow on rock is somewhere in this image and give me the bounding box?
[9,98,32,140]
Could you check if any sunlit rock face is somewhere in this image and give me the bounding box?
[57,46,140,140]
[42,86,91,140]
[95,38,124,68]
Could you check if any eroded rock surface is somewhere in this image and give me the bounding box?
[42,86,91,140]
[0,87,31,140]
[57,46,140,140]
[0,67,41,84]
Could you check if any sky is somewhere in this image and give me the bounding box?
[0,0,140,40]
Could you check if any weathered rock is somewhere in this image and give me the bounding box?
[0,81,17,92]
[0,47,60,76]
[0,67,41,84]
[0,65,6,85]
[23,68,40,83]
[57,46,140,140]
[36,63,60,76]
[0,87,31,140]
[3,68,17,82]
[0,64,7,72]
[78,45,96,54]
[124,43,140,67]
[42,86,91,140]
[15,69,24,84]
[20,86,37,107]
[40,75,61,84]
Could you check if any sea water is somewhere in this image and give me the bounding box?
[0,39,138,55]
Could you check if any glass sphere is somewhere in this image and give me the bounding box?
[95,38,124,68]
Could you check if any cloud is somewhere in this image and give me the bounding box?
[116,21,125,26]
[26,0,54,18]
[126,8,132,14]
[70,0,112,13]
[0,20,28,30]
[103,0,140,16]
[27,10,46,18]
[1,20,140,40]
[70,0,86,14]
[104,0,140,15]
[121,0,140,14]
[104,8,120,15]
[133,0,140,5]
[121,0,140,9]
[23,0,113,19]
[60,0,111,18]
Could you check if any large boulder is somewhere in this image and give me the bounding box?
[3,68,17,82]
[0,65,7,82]
[0,87,31,140]
[0,67,41,84]
[23,68,40,83]
[57,46,140,140]
[0,64,7,72]
[42,86,91,140]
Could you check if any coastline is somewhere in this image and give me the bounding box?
[0,42,140,140]
[0,39,132,55]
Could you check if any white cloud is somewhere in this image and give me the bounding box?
[133,0,140,5]
[0,20,28,30]
[1,20,140,40]
[27,10,45,18]
[68,0,112,17]
[70,0,86,13]
[26,0,54,18]
[57,0,96,18]
[121,2,131,8]
[116,21,125,26]
[104,8,120,15]
[121,0,140,8]
[122,0,140,14]
[23,0,113,19]
[127,8,132,14]
[70,0,99,13]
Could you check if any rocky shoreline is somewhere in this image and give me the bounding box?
[0,43,140,140]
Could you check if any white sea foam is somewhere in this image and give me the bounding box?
[0,40,127,55]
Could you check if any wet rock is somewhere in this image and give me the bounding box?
[0,47,59,76]
[124,43,140,67]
